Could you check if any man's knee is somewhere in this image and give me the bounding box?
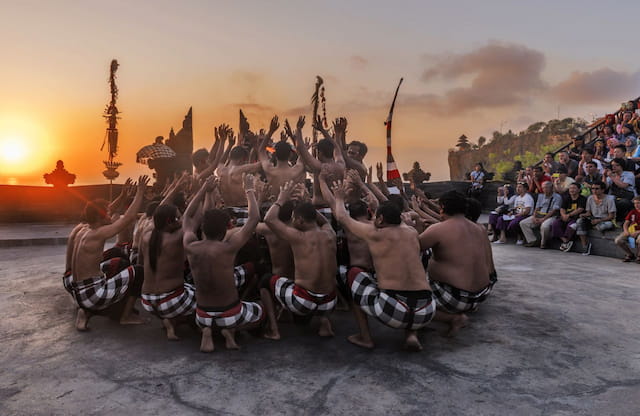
[259,273,277,292]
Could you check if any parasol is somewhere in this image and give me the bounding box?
[136,143,177,165]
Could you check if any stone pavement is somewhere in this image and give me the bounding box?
[0,223,75,247]
[1,243,639,415]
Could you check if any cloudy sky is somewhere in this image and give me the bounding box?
[1,0,639,184]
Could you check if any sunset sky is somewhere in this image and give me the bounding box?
[1,0,640,185]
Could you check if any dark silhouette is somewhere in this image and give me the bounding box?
[44,160,76,188]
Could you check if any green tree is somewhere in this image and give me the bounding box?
[477,136,486,148]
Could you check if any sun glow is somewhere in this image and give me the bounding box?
[0,137,29,164]
[0,114,55,180]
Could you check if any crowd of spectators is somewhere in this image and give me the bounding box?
[487,103,640,260]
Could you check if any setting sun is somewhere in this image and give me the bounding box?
[0,137,29,164]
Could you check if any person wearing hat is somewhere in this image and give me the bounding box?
[568,136,592,161]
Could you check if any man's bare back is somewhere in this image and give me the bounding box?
[256,223,295,277]
[141,227,185,294]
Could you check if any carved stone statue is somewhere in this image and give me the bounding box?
[44,160,76,188]
[403,162,431,185]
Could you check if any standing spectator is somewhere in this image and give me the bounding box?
[551,183,586,252]
[520,181,562,249]
[614,196,640,262]
[568,136,591,161]
[605,158,636,220]
[494,182,534,245]
[593,140,607,162]
[488,184,515,241]
[576,181,616,256]
[552,165,575,195]
[620,124,638,157]
[558,151,579,178]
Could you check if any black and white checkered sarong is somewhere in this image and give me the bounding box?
[430,272,497,313]
[234,263,253,289]
[346,268,436,330]
[68,265,136,311]
[230,207,249,226]
[195,301,264,328]
[270,275,337,316]
[141,283,196,319]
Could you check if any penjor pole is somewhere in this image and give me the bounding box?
[385,78,403,183]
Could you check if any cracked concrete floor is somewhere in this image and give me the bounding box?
[0,244,639,415]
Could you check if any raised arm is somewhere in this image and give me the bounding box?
[331,180,373,241]
[264,181,301,241]
[289,117,322,173]
[227,174,261,250]
[160,171,190,208]
[95,176,150,240]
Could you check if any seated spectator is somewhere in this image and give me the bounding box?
[576,181,616,256]
[604,125,619,162]
[593,139,607,162]
[552,165,575,195]
[488,184,515,241]
[494,182,534,245]
[557,151,579,178]
[551,183,586,252]
[520,181,562,249]
[568,136,589,161]
[613,144,636,172]
[616,111,634,135]
[614,196,640,262]
[605,157,636,220]
[527,166,551,195]
[467,163,485,200]
[541,152,559,176]
[579,148,604,176]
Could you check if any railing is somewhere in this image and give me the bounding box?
[533,96,640,166]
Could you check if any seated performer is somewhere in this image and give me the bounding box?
[216,144,262,225]
[418,191,497,336]
[256,200,296,279]
[65,175,150,331]
[140,204,195,340]
[260,181,338,339]
[183,175,264,352]
[328,180,436,351]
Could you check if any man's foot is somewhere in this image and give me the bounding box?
[221,328,240,350]
[347,333,374,349]
[539,243,547,249]
[559,242,567,252]
[75,309,90,331]
[200,327,215,352]
[582,243,592,256]
[119,315,146,325]
[564,241,574,252]
[623,254,635,262]
[524,240,539,248]
[263,324,281,340]
[318,317,335,337]
[162,319,179,340]
[516,239,524,245]
[403,331,423,351]
[446,314,469,337]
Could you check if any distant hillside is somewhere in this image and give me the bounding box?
[448,118,588,180]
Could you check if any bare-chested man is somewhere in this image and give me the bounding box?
[140,203,195,340]
[328,181,436,351]
[288,116,345,213]
[216,143,262,225]
[418,190,497,336]
[259,116,305,201]
[260,181,338,339]
[183,175,264,352]
[256,200,296,278]
[66,175,149,331]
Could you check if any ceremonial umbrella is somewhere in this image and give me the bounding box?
[136,143,177,165]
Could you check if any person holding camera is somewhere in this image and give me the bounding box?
[487,184,515,241]
[493,182,534,245]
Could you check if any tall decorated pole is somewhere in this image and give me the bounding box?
[310,76,324,157]
[101,59,122,200]
[385,78,403,184]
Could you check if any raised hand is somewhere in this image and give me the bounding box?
[331,180,347,200]
[376,162,384,181]
[333,117,347,137]
[367,166,373,185]
[277,180,296,202]
[279,131,288,143]
[242,173,255,192]
[283,119,294,141]
[228,134,237,148]
[296,115,306,131]
[319,164,331,181]
[137,175,150,190]
[345,169,363,186]
[204,175,218,192]
[269,115,280,136]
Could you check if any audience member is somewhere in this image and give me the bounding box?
[520,181,562,249]
[576,181,616,255]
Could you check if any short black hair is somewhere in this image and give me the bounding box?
[84,199,109,224]
[274,141,292,161]
[556,165,568,174]
[317,138,334,159]
[230,146,249,161]
[582,147,595,156]
[591,180,606,190]
[387,194,405,212]
[614,144,627,152]
[348,200,369,219]
[375,201,401,225]
[145,201,160,217]
[278,200,295,222]
[348,140,368,157]
[202,209,231,239]
[465,198,482,222]
[439,190,467,216]
[293,202,317,223]
[612,158,627,169]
